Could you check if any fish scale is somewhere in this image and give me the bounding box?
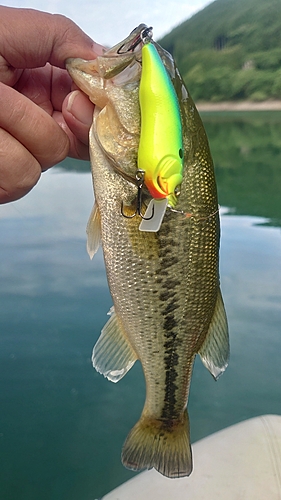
[66,24,229,479]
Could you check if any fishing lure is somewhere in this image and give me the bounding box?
[138,36,183,208]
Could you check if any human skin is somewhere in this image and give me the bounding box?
[0,6,104,203]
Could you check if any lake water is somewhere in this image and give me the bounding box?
[0,112,281,499]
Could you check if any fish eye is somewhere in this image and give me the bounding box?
[179,148,183,159]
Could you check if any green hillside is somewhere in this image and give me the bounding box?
[159,0,281,102]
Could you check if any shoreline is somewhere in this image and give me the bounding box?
[196,100,281,112]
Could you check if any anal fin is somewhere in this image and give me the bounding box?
[199,288,229,380]
[92,308,138,383]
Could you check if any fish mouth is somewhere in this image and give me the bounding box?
[66,25,152,83]
[94,25,153,81]
[107,24,153,58]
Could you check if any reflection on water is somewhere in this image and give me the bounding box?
[202,111,281,225]
[0,113,281,499]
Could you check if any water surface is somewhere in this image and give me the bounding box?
[0,112,281,499]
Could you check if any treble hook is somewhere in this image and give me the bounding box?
[121,170,155,220]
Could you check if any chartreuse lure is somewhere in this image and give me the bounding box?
[138,41,183,209]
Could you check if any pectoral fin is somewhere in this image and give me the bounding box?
[86,202,101,259]
[92,308,138,383]
[199,288,229,380]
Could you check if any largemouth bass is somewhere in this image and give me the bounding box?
[66,24,229,479]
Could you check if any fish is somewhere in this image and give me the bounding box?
[66,24,229,479]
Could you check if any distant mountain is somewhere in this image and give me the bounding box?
[159,0,281,102]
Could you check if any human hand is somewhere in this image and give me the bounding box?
[0,6,104,203]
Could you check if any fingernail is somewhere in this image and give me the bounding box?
[66,90,93,126]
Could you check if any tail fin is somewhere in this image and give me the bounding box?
[121,411,192,478]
